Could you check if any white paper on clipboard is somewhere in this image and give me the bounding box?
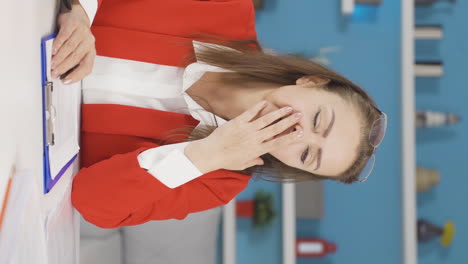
[44,38,80,180]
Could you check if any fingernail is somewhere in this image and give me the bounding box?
[297,129,304,137]
[53,48,57,55]
[51,61,56,68]
[294,112,303,119]
[52,70,59,77]
[283,107,293,113]
[63,79,72,85]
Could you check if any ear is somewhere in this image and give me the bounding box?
[296,75,331,86]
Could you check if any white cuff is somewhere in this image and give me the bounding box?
[78,0,98,24]
[137,142,204,189]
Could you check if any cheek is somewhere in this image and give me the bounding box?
[268,146,298,167]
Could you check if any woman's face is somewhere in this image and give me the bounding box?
[261,77,362,177]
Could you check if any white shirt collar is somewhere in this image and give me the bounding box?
[182,41,238,126]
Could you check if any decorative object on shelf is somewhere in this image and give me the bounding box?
[296,238,337,257]
[342,0,383,15]
[416,167,440,192]
[415,25,443,40]
[416,110,460,128]
[415,61,443,77]
[236,190,276,228]
[415,0,456,6]
[417,219,455,247]
[342,0,355,14]
[252,0,263,9]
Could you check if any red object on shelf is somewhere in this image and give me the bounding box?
[296,238,337,257]
[236,200,254,218]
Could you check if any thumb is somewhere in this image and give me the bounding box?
[251,157,265,166]
[243,158,264,170]
[255,157,264,166]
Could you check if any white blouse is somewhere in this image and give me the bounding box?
[82,44,230,189]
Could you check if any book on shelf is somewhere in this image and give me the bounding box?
[415,25,443,40]
[355,0,383,5]
[415,61,443,77]
[415,0,456,6]
[416,110,460,128]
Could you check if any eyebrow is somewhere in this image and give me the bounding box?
[313,109,335,171]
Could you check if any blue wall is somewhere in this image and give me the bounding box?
[226,0,468,263]
[233,0,403,264]
[415,1,468,264]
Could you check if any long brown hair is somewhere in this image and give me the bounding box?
[161,40,381,184]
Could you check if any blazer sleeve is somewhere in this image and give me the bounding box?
[71,146,251,228]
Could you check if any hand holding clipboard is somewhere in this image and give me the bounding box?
[51,0,96,84]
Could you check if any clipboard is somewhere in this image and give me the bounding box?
[41,33,79,194]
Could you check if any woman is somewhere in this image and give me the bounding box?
[55,0,386,228]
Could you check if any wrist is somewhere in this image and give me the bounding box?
[72,0,91,26]
[184,139,221,174]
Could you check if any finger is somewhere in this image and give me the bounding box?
[255,157,264,166]
[260,112,302,141]
[263,126,304,153]
[243,157,264,169]
[252,106,294,130]
[237,100,268,123]
[54,40,91,80]
[51,31,82,76]
[61,50,95,84]
[52,15,75,55]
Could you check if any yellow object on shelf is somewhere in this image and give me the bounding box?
[441,221,455,247]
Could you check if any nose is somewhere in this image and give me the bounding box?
[297,124,325,147]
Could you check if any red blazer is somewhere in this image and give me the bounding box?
[71,0,257,228]
[91,0,258,66]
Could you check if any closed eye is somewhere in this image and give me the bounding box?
[314,110,321,129]
[301,146,309,164]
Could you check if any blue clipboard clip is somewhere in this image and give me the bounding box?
[41,33,78,194]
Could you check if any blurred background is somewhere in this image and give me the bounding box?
[241,1,466,264]
[0,0,466,264]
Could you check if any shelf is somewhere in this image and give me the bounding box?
[401,0,417,263]
[282,183,296,264]
[223,200,236,264]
